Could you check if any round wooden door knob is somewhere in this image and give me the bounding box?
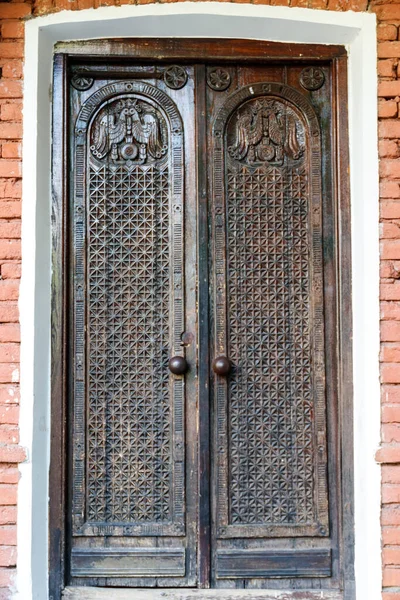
[212,356,231,376]
[169,356,188,375]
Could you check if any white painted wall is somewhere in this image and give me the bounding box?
[20,4,380,599]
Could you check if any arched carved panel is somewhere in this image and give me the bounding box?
[212,83,329,539]
[71,81,185,537]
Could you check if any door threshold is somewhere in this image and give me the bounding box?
[63,587,342,600]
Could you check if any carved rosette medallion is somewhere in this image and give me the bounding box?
[71,74,94,91]
[207,67,231,92]
[227,97,305,167]
[300,67,325,91]
[89,96,168,165]
[163,65,188,90]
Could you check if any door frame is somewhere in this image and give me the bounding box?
[52,37,351,600]
[20,5,377,598]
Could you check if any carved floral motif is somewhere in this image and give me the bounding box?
[207,67,231,91]
[227,98,305,166]
[71,74,94,91]
[163,65,188,90]
[90,97,168,164]
[300,67,325,91]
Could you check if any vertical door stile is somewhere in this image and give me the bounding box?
[195,64,212,589]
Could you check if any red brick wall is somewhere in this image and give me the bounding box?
[0,0,397,597]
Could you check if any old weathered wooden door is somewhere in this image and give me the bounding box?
[51,40,353,599]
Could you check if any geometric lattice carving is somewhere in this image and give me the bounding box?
[87,163,171,524]
[71,84,186,537]
[213,87,329,539]
[226,164,314,526]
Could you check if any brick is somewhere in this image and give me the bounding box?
[377,445,400,462]
[0,528,16,547]
[383,385,400,404]
[0,242,20,261]
[383,486,400,504]
[381,343,400,362]
[0,446,25,465]
[380,139,400,158]
[0,468,18,485]
[0,345,19,364]
[383,526,400,545]
[0,386,19,406]
[379,42,400,59]
[2,61,23,80]
[383,593,400,600]
[1,144,21,160]
[0,180,21,201]
[379,101,399,119]
[0,365,18,384]
[380,158,400,179]
[381,241,400,260]
[0,407,18,426]
[0,548,16,569]
[380,120,400,139]
[378,58,398,78]
[0,303,19,324]
[381,260,399,278]
[0,427,19,447]
[0,103,22,123]
[0,508,16,526]
[0,4,31,18]
[374,4,400,20]
[381,221,400,237]
[383,423,400,442]
[0,283,19,302]
[382,505,400,524]
[0,485,16,507]
[383,405,400,422]
[380,81,400,98]
[381,183,400,200]
[0,163,21,179]
[381,302,400,320]
[381,283,400,299]
[1,22,24,40]
[0,224,20,240]
[0,123,22,141]
[382,321,400,341]
[0,567,13,588]
[378,24,398,41]
[1,264,20,280]
[0,44,23,61]
[381,260,400,278]
[381,362,400,383]
[383,566,400,587]
[0,205,20,220]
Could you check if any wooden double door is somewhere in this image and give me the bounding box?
[51,39,354,598]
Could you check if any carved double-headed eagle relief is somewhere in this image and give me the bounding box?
[90,97,168,164]
[227,98,305,166]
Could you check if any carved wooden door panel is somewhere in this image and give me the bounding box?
[206,65,336,589]
[53,41,352,598]
[67,66,199,587]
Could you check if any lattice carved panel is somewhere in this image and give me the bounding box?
[212,85,329,539]
[71,83,185,537]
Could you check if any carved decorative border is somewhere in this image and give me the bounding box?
[72,81,185,537]
[212,82,329,538]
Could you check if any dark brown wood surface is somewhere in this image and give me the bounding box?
[50,39,353,600]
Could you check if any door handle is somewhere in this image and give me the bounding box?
[212,356,231,376]
[169,355,189,375]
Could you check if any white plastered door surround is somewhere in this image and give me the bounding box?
[19,3,380,599]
